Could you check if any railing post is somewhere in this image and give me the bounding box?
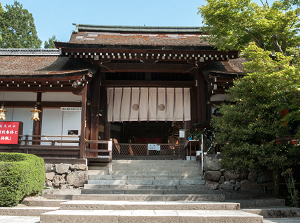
[25,135,29,145]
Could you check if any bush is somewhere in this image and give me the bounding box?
[0,153,45,206]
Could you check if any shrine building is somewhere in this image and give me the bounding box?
[0,24,244,164]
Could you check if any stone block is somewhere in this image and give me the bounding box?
[240,179,261,191]
[220,181,234,190]
[55,164,70,174]
[205,180,219,190]
[219,176,225,184]
[52,175,66,187]
[224,170,239,180]
[248,171,258,182]
[67,171,88,187]
[204,171,221,182]
[45,172,55,181]
[45,164,55,173]
[203,154,222,171]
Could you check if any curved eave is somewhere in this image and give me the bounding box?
[55,42,219,52]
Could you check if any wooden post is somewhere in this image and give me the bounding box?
[197,69,207,123]
[90,71,101,157]
[80,85,87,159]
[33,92,42,145]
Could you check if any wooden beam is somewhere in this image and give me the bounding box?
[33,92,42,145]
[100,63,198,73]
[2,101,81,107]
[0,86,83,92]
[197,69,207,123]
[80,86,87,159]
[90,71,101,157]
[102,80,195,87]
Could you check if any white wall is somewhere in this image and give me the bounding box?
[41,108,81,145]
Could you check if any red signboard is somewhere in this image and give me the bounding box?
[0,122,20,144]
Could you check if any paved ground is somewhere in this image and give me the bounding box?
[264,218,300,223]
[0,216,300,223]
[0,216,40,223]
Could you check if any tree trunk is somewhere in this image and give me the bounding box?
[272,166,280,198]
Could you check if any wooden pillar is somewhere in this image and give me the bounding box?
[197,69,207,123]
[191,86,198,126]
[32,92,42,145]
[100,87,110,140]
[85,82,93,141]
[80,85,87,159]
[90,72,101,157]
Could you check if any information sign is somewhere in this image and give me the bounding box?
[0,122,20,144]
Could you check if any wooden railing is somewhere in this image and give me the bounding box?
[18,135,80,146]
[0,135,82,164]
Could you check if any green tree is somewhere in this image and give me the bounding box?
[44,35,57,49]
[199,0,300,198]
[198,0,300,55]
[0,1,41,48]
[211,43,300,197]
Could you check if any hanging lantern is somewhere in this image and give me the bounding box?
[0,105,6,120]
[30,106,41,121]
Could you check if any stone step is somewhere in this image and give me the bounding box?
[81,189,211,195]
[71,194,226,202]
[87,179,205,185]
[111,160,198,164]
[0,206,59,216]
[242,206,300,218]
[83,184,209,190]
[60,200,240,210]
[111,163,200,168]
[22,197,67,207]
[98,171,202,177]
[228,199,286,208]
[88,175,204,180]
[110,167,200,171]
[40,209,263,223]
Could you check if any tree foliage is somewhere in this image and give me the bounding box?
[198,0,300,54]
[0,1,41,48]
[44,35,57,49]
[211,43,300,197]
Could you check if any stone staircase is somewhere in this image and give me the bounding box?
[37,160,264,222]
[83,160,211,195]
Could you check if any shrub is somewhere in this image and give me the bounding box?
[0,153,45,206]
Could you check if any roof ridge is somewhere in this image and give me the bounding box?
[0,48,61,56]
[72,23,203,34]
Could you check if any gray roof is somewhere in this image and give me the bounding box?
[73,23,203,34]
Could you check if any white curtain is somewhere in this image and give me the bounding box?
[107,87,191,122]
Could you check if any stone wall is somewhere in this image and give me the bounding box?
[203,154,273,194]
[45,164,88,189]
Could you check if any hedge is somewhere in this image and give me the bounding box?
[0,153,45,206]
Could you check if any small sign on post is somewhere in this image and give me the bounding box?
[148,144,161,151]
[179,129,186,138]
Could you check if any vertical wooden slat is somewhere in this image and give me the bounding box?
[90,71,101,157]
[197,68,207,123]
[80,85,87,159]
[33,92,42,145]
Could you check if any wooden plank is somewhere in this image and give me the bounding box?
[197,69,207,123]
[90,71,101,157]
[80,86,87,158]
[102,80,194,87]
[100,63,198,73]
[0,86,83,92]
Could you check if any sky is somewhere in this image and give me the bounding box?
[0,0,204,45]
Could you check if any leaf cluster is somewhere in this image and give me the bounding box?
[0,1,41,48]
[211,43,300,172]
[198,0,300,55]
